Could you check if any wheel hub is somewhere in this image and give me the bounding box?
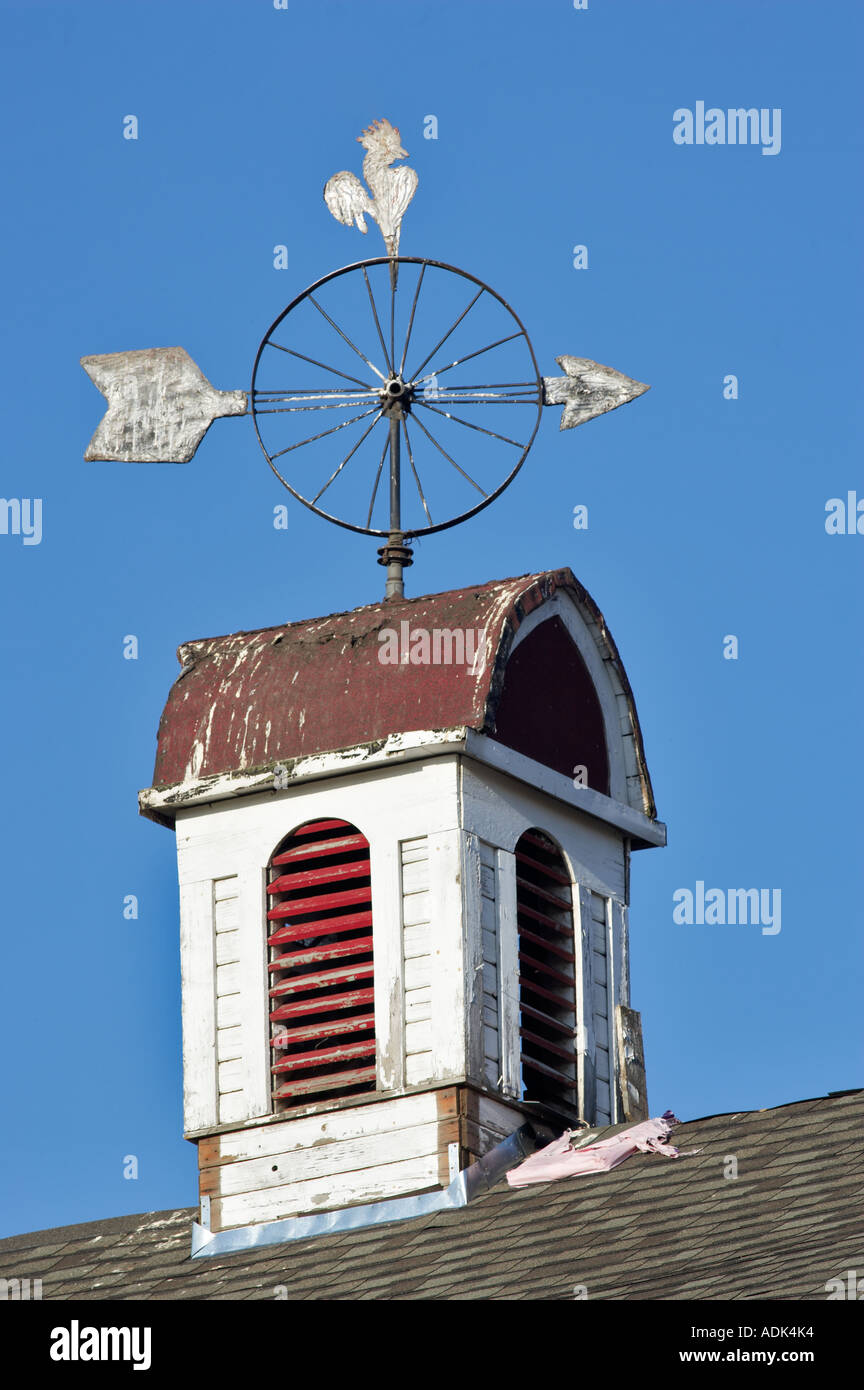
[381,375,413,416]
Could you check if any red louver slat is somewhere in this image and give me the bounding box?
[271,1038,376,1075]
[522,1056,579,1090]
[516,901,575,938]
[516,926,575,964]
[520,1001,577,1039]
[272,834,367,865]
[266,818,375,1110]
[267,859,372,894]
[266,886,371,919]
[273,1066,376,1100]
[517,975,576,1013]
[289,819,353,838]
[515,849,572,887]
[516,830,579,1114]
[268,961,374,998]
[267,910,373,947]
[270,986,375,1023]
[515,874,573,915]
[517,950,574,990]
[268,935,374,972]
[272,1013,375,1048]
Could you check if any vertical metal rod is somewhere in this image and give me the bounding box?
[385,412,404,600]
[389,413,401,535]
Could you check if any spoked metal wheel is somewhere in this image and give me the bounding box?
[250,257,544,543]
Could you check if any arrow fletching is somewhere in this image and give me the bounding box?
[81,346,247,463]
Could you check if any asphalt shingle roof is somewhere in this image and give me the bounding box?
[2,1091,861,1301]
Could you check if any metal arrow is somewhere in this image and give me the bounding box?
[81,346,247,463]
[542,356,649,430]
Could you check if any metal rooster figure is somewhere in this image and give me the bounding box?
[80,117,650,599]
[324,118,418,282]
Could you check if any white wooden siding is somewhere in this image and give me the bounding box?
[497,849,520,1098]
[460,760,628,903]
[179,879,218,1133]
[609,898,628,1121]
[214,876,244,1124]
[590,890,613,1124]
[428,828,468,1080]
[401,836,433,1086]
[200,1089,457,1230]
[479,840,500,1089]
[174,749,633,1154]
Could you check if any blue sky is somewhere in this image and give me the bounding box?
[0,0,861,1237]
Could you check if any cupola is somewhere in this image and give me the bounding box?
[140,567,665,1236]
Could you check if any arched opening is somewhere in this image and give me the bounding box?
[493,616,610,794]
[515,828,579,1115]
[266,818,375,1110]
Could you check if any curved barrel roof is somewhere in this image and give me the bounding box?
[147,568,656,819]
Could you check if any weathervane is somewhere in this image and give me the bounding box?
[81,118,649,599]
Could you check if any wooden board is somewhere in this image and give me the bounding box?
[198,1089,457,1168]
[615,1005,649,1122]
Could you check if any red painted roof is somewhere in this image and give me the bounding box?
[149,569,651,812]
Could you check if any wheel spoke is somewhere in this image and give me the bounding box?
[254,388,379,413]
[426,399,536,406]
[256,386,377,397]
[266,342,372,390]
[255,402,379,414]
[417,380,537,406]
[398,261,426,377]
[401,417,433,526]
[418,330,525,381]
[365,434,390,529]
[437,381,538,390]
[409,410,488,496]
[420,388,537,405]
[270,407,380,461]
[361,267,393,377]
[308,295,388,383]
[415,399,525,448]
[311,411,384,504]
[407,287,485,381]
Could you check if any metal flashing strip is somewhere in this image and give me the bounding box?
[191,1173,468,1258]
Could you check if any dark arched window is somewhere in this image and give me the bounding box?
[515,829,579,1115]
[266,818,375,1110]
[493,617,610,794]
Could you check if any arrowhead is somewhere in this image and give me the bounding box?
[542,356,649,430]
[81,346,247,462]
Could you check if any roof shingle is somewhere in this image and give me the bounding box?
[2,1092,860,1301]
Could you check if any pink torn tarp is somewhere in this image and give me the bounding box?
[506,1111,695,1188]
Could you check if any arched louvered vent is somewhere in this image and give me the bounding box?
[266,819,375,1110]
[516,829,579,1114]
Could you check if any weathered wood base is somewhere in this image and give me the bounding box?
[196,1084,545,1232]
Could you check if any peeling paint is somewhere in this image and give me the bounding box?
[144,570,657,823]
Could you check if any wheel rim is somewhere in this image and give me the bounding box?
[250,257,544,539]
